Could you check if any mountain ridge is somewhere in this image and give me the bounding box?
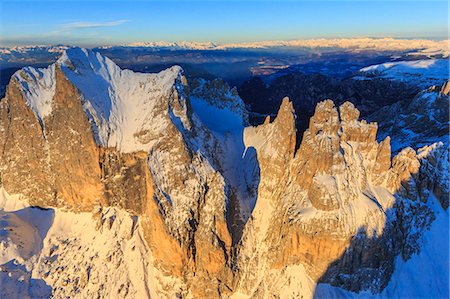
[0,47,448,298]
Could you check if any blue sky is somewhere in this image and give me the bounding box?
[0,1,448,46]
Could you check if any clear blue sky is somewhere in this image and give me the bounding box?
[0,0,448,46]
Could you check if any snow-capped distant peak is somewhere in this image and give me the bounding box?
[117,38,450,54]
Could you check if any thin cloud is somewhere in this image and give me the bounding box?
[58,19,129,31]
[0,19,130,46]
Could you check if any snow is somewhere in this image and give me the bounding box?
[382,194,449,298]
[13,64,56,122]
[361,59,438,72]
[0,188,28,211]
[57,47,184,153]
[0,188,185,299]
[231,264,315,299]
[243,124,279,158]
[314,174,337,189]
[369,88,448,153]
[314,194,449,299]
[292,179,393,238]
[190,95,258,222]
[0,211,41,264]
[3,38,448,54]
[125,41,217,50]
[359,59,449,88]
[190,97,244,133]
[3,45,448,299]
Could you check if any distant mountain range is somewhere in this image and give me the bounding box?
[2,37,449,55]
[123,38,450,54]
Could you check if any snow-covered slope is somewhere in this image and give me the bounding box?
[189,78,259,228]
[314,193,449,299]
[14,65,56,122]
[0,188,181,299]
[60,49,189,152]
[358,59,449,88]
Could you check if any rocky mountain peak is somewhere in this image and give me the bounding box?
[243,97,296,189]
[339,101,360,122]
[308,99,340,137]
[234,95,448,297]
[275,96,296,123]
[10,47,189,153]
[1,49,242,297]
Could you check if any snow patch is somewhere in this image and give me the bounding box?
[13,64,56,122]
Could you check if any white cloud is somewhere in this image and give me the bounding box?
[59,19,129,31]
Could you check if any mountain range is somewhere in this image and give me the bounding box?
[0,47,448,298]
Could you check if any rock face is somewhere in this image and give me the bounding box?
[0,48,448,298]
[234,99,447,297]
[0,66,103,211]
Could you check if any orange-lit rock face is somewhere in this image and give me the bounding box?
[0,67,103,211]
[293,100,343,191]
[99,145,188,277]
[0,78,53,204]
[141,179,187,278]
[99,149,151,214]
[0,57,235,297]
[44,67,104,210]
[270,228,351,280]
[243,97,296,201]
